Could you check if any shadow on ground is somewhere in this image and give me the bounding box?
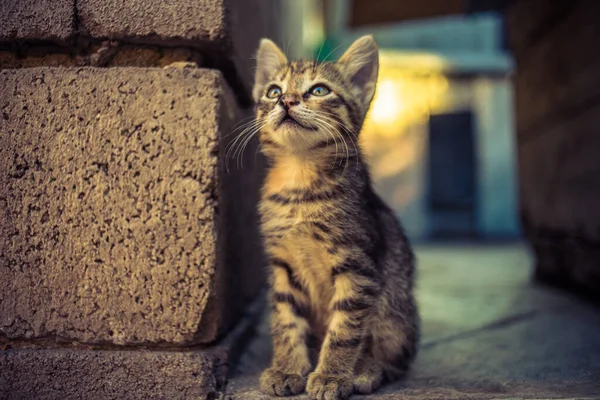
[226,244,600,399]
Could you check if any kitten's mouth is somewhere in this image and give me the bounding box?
[279,114,299,127]
[277,113,316,130]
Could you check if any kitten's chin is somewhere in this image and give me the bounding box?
[276,116,315,132]
[263,128,319,153]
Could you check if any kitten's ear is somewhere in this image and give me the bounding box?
[253,38,288,103]
[337,35,379,107]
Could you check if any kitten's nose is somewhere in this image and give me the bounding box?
[280,94,300,111]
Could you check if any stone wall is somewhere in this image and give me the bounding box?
[0,0,273,398]
[507,0,600,296]
[0,0,280,104]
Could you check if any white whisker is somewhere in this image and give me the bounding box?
[319,110,361,174]
[311,111,352,175]
[225,118,270,172]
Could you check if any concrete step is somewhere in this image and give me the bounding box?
[0,291,265,399]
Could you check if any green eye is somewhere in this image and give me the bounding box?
[311,85,330,96]
[267,85,282,98]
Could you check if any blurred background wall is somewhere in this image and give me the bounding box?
[276,0,519,241]
[274,0,600,296]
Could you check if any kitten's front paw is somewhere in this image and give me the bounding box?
[259,368,307,397]
[306,372,353,400]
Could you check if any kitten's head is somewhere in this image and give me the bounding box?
[252,35,379,154]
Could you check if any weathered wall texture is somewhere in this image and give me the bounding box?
[507,0,600,294]
[1,0,271,396]
[0,67,261,346]
[77,0,227,40]
[0,0,74,41]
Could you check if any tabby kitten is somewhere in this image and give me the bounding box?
[251,36,419,400]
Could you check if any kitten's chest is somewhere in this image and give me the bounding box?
[259,200,316,231]
[260,159,340,310]
[260,201,328,263]
[260,200,336,320]
[259,157,333,233]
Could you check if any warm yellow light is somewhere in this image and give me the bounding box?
[370,78,404,126]
[363,52,449,139]
[356,50,452,212]
[359,50,450,184]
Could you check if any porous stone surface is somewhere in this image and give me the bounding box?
[0,0,74,41]
[0,347,226,400]
[507,0,600,295]
[77,0,279,104]
[77,0,226,41]
[0,67,264,346]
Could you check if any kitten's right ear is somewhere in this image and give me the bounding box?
[337,35,379,108]
[253,38,287,103]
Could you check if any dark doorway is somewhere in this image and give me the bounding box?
[427,111,477,238]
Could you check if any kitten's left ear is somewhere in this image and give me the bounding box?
[253,38,288,103]
[337,35,379,107]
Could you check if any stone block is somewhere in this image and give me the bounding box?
[0,67,264,346]
[508,1,600,133]
[77,0,226,41]
[509,0,600,295]
[0,292,265,400]
[77,0,280,104]
[518,102,600,237]
[0,0,74,41]
[518,102,600,294]
[0,347,226,400]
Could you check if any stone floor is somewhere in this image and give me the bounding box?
[226,243,600,399]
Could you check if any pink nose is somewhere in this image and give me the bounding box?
[280,94,300,110]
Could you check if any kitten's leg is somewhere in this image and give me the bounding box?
[353,358,384,395]
[371,306,419,382]
[306,254,379,400]
[352,335,384,394]
[260,257,312,397]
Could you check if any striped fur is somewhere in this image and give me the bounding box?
[252,36,419,400]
